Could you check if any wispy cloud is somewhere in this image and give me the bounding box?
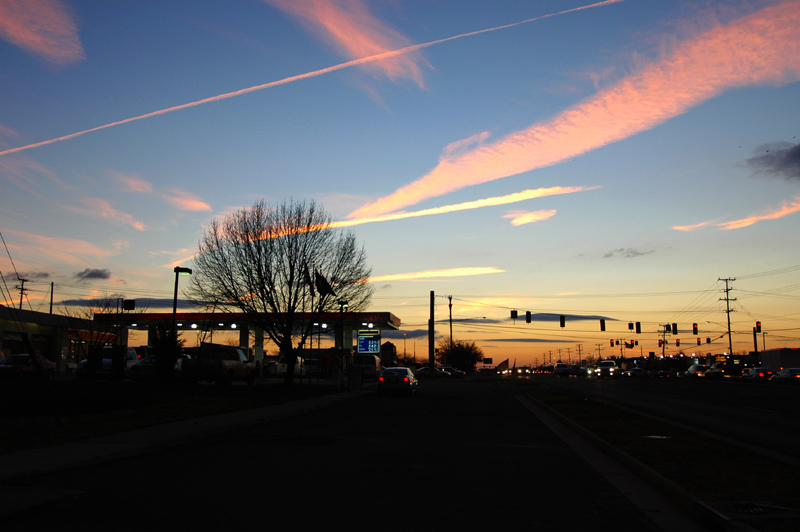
[0,0,622,157]
[369,267,505,283]
[65,198,146,231]
[163,189,213,212]
[264,0,427,86]
[603,248,655,259]
[335,186,596,227]
[503,210,557,226]
[717,195,800,230]
[673,221,711,232]
[2,229,115,267]
[349,1,800,219]
[74,268,111,281]
[113,172,154,194]
[0,0,85,65]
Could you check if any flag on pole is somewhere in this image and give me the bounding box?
[315,271,336,296]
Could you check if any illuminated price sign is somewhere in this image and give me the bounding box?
[357,336,381,353]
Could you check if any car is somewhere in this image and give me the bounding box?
[76,346,140,378]
[352,354,381,380]
[656,370,677,378]
[684,364,709,378]
[0,354,57,379]
[704,363,727,379]
[596,360,618,379]
[742,367,772,382]
[415,366,448,378]
[442,366,466,377]
[769,368,800,384]
[377,367,418,396]
[191,345,256,385]
[553,362,570,377]
[622,367,651,378]
[127,356,184,380]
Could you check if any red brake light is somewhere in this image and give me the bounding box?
[403,377,409,382]
[379,377,384,382]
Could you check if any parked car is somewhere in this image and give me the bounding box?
[191,345,256,385]
[377,367,418,396]
[352,354,381,380]
[769,368,800,385]
[684,364,709,378]
[127,356,184,380]
[76,346,140,379]
[0,354,57,379]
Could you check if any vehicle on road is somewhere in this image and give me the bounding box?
[415,366,448,378]
[0,354,57,379]
[596,360,618,379]
[769,368,800,385]
[442,366,466,377]
[742,367,773,382]
[704,363,726,379]
[377,367,418,396]
[684,364,709,378]
[554,362,570,377]
[621,367,651,378]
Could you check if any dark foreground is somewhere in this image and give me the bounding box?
[4,378,666,531]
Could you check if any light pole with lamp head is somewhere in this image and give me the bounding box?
[172,266,192,344]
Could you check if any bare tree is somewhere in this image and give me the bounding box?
[187,199,374,382]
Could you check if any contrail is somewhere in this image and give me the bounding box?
[0,0,624,158]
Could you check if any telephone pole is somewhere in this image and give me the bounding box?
[719,278,736,356]
[16,277,28,309]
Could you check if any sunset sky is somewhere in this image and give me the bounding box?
[2,0,799,365]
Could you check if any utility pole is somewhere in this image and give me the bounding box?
[576,344,583,366]
[448,295,453,364]
[428,291,435,366]
[719,278,736,356]
[16,277,28,309]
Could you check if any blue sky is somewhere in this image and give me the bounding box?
[1,0,799,365]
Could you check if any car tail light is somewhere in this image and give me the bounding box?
[379,377,384,382]
[403,377,409,382]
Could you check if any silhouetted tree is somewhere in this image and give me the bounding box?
[436,336,484,370]
[187,199,373,384]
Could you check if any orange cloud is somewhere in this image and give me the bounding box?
[717,196,800,230]
[673,221,711,232]
[163,189,213,212]
[113,172,153,194]
[0,0,84,65]
[369,267,504,283]
[349,1,800,219]
[264,0,426,86]
[503,210,557,226]
[335,186,596,227]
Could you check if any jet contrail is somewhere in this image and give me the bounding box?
[0,0,624,158]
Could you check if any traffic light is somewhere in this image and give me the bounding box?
[676,339,680,347]
[560,315,565,328]
[665,324,671,334]
[511,310,518,320]
[658,339,663,347]
[610,339,614,347]
[600,319,606,331]
[697,338,701,346]
[628,322,634,330]
[525,311,531,324]
[756,321,762,333]
[693,323,698,335]
[706,337,711,344]
[673,323,678,335]
[635,322,641,334]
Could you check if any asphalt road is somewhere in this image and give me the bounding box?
[4,378,670,531]
[544,375,800,463]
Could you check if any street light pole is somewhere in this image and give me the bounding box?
[172,266,192,344]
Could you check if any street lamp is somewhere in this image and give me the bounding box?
[172,266,192,343]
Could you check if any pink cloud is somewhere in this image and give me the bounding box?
[66,198,146,231]
[265,0,427,86]
[717,196,800,230]
[113,172,153,194]
[163,189,213,212]
[2,228,115,267]
[349,1,800,219]
[0,0,85,65]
